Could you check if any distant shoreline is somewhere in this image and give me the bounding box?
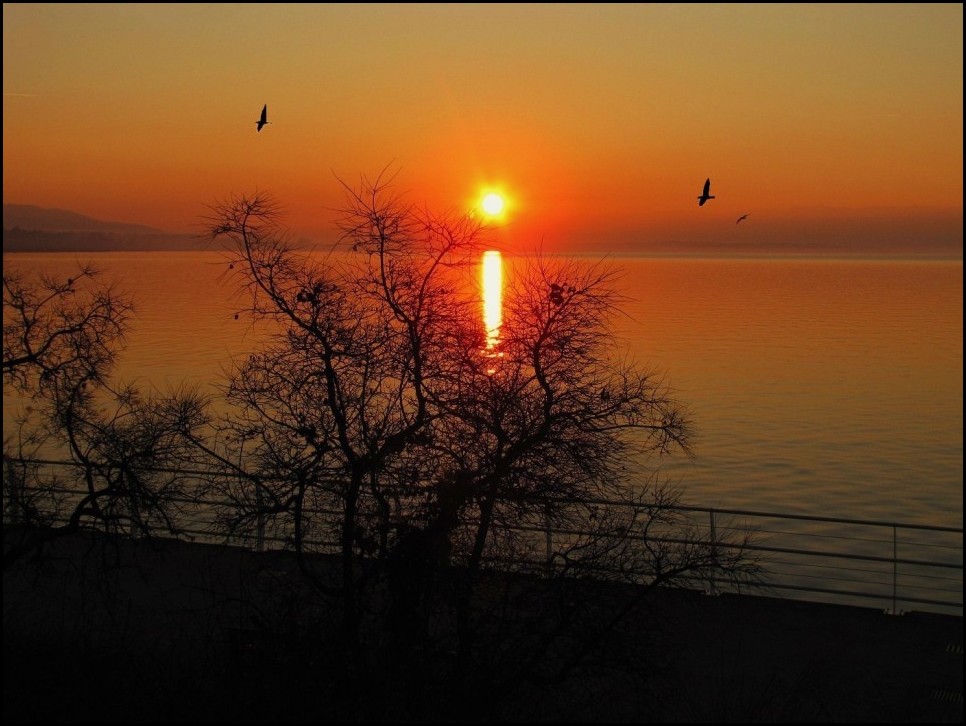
[2,228,202,253]
[3,246,962,262]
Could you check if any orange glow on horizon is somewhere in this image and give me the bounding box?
[2,6,961,253]
[481,250,503,350]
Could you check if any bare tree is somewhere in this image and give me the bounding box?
[204,183,485,647]
[3,264,131,392]
[3,265,211,569]
[203,176,758,717]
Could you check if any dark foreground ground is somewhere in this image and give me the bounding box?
[3,530,962,723]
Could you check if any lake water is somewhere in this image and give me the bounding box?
[3,252,962,532]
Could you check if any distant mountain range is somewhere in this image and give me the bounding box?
[4,204,166,235]
[3,204,198,252]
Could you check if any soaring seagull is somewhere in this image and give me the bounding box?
[697,178,715,206]
[736,213,750,225]
[256,104,270,132]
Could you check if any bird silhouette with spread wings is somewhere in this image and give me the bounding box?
[736,213,750,225]
[697,178,715,206]
[256,104,270,132]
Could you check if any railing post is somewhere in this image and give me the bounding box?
[891,523,898,615]
[708,508,718,595]
[124,468,141,539]
[4,455,23,524]
[544,502,553,576]
[255,478,265,552]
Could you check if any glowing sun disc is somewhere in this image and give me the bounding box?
[481,193,505,217]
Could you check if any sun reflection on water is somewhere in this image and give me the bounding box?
[481,250,503,350]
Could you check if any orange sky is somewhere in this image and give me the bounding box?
[3,3,962,255]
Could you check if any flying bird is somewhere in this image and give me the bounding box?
[697,178,715,206]
[255,104,270,132]
[736,213,750,225]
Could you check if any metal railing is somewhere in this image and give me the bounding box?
[3,457,962,616]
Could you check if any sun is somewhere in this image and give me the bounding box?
[481,192,505,217]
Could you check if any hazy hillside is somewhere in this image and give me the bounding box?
[3,204,165,235]
[3,204,198,252]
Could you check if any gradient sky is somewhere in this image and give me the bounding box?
[3,3,962,254]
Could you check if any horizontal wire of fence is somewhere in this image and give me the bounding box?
[3,457,961,616]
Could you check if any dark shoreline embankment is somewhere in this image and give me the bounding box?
[3,529,961,722]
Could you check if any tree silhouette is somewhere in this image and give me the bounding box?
[3,265,130,391]
[203,175,758,717]
[3,265,209,568]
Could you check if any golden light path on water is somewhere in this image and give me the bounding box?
[481,250,503,350]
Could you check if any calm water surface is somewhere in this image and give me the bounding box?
[4,252,962,529]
